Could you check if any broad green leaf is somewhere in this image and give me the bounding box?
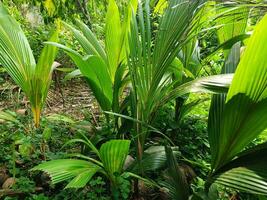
[208,43,241,169]
[215,5,248,57]
[130,146,181,173]
[99,140,130,180]
[160,74,233,106]
[63,21,101,57]
[212,14,267,169]
[211,142,267,195]
[65,168,99,188]
[227,14,267,101]
[78,55,113,110]
[0,3,35,92]
[216,6,248,44]
[46,114,76,124]
[31,159,101,188]
[74,19,106,60]
[46,42,113,111]
[64,69,82,81]
[112,64,128,114]
[204,34,250,61]
[31,30,58,126]
[105,0,122,82]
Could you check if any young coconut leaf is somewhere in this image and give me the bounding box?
[32,140,130,190]
[31,159,101,189]
[46,0,138,115]
[0,3,58,127]
[207,13,267,195]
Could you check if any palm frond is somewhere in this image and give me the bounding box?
[99,140,130,181]
[31,159,101,188]
[0,3,58,127]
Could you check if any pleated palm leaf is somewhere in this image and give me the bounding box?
[0,3,58,127]
[215,2,249,57]
[206,13,267,195]
[127,0,234,168]
[46,0,138,115]
[32,139,131,199]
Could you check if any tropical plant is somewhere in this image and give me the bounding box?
[0,3,58,127]
[46,0,137,122]
[32,139,131,199]
[159,9,267,200]
[127,0,235,174]
[206,12,267,195]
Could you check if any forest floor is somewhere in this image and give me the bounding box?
[0,77,100,121]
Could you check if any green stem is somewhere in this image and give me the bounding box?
[111,183,119,200]
[12,142,16,178]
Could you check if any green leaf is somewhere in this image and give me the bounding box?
[105,0,122,82]
[42,127,52,141]
[63,21,103,58]
[208,43,241,169]
[162,146,189,200]
[130,146,180,173]
[0,3,35,98]
[31,159,101,188]
[46,42,113,111]
[204,34,250,61]
[99,140,130,180]
[46,114,76,124]
[211,14,267,169]
[65,168,99,188]
[0,3,58,127]
[63,132,100,159]
[210,142,267,195]
[64,69,82,81]
[160,74,233,106]
[216,5,248,45]
[74,19,106,61]
[31,30,59,126]
[0,110,21,125]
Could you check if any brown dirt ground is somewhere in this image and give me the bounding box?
[0,77,100,121]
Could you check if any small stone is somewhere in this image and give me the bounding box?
[124,155,134,170]
[16,109,27,116]
[2,177,16,189]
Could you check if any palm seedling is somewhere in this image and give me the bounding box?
[32,139,146,199]
[162,9,267,200]
[44,0,233,180]
[0,3,58,127]
[45,0,138,125]
[127,0,235,173]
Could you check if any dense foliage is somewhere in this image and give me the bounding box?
[0,0,267,199]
